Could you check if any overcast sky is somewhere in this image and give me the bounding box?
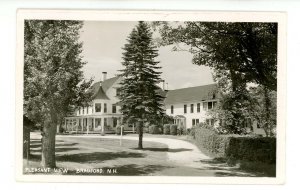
[80,21,214,90]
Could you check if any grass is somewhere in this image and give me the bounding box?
[24,133,272,177]
[24,136,174,176]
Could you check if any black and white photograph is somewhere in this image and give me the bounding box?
[15,10,286,183]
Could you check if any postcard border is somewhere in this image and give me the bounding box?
[16,9,286,184]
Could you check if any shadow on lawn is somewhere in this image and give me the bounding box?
[131,148,193,152]
[29,151,145,164]
[65,164,173,176]
[197,158,265,177]
[57,151,145,163]
[31,147,80,153]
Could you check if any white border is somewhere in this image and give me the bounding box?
[16,9,287,184]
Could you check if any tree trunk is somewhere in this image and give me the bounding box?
[23,125,30,159]
[137,121,143,149]
[41,120,57,168]
[263,86,271,137]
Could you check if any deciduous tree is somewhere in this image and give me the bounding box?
[24,20,93,167]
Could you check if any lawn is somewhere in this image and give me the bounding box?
[23,133,269,177]
[24,135,177,175]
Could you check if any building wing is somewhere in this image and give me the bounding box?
[164,84,218,105]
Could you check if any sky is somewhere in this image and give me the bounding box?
[79,21,214,90]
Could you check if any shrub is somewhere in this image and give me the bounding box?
[115,125,125,135]
[177,125,187,135]
[170,124,178,135]
[188,126,195,139]
[193,126,276,164]
[163,124,171,135]
[149,125,161,134]
[226,137,276,164]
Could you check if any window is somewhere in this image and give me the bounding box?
[87,106,89,114]
[171,105,174,114]
[104,103,107,113]
[79,108,81,115]
[213,101,217,108]
[192,119,195,126]
[95,103,101,112]
[190,104,194,113]
[112,104,116,113]
[197,103,200,113]
[208,102,213,110]
[196,119,199,125]
[184,104,187,114]
[82,107,85,114]
[206,119,215,126]
[212,93,216,99]
[116,88,121,96]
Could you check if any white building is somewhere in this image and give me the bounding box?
[63,73,265,135]
[164,84,218,129]
[64,72,123,134]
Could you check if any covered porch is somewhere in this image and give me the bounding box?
[173,115,186,129]
[60,114,122,134]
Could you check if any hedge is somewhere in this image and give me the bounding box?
[136,125,149,134]
[193,127,276,164]
[149,125,162,134]
[163,124,171,135]
[170,124,178,135]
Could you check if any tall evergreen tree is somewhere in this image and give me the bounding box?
[118,21,164,149]
[24,20,93,167]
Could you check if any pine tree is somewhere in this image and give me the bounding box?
[118,21,164,149]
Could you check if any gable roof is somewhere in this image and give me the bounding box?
[90,76,120,100]
[101,76,120,92]
[164,84,218,105]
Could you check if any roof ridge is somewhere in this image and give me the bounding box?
[169,83,217,91]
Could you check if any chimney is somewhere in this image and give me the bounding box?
[101,72,107,81]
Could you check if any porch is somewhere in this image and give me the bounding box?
[60,114,122,134]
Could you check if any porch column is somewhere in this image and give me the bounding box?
[87,118,90,134]
[76,118,79,133]
[117,117,120,126]
[81,118,84,131]
[101,117,105,134]
[93,118,96,131]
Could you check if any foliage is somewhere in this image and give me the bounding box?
[249,85,277,137]
[226,136,276,164]
[24,20,93,126]
[117,21,165,124]
[163,124,171,135]
[152,22,277,91]
[149,125,162,134]
[24,20,93,167]
[193,125,276,165]
[170,124,178,135]
[153,22,277,135]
